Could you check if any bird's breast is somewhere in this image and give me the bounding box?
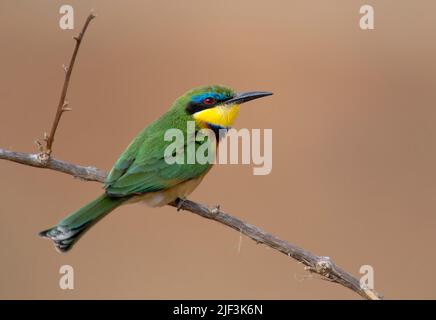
[128,172,209,207]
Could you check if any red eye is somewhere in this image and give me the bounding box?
[203,97,216,105]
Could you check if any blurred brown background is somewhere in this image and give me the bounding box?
[0,0,435,299]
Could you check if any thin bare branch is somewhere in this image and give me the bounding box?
[42,13,96,157]
[0,149,105,182]
[0,147,382,300]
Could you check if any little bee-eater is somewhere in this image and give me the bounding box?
[40,85,272,252]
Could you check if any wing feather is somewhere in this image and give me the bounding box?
[104,120,212,197]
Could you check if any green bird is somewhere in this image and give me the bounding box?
[40,85,272,252]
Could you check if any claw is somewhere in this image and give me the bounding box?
[176,198,186,211]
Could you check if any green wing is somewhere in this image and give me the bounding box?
[104,120,212,197]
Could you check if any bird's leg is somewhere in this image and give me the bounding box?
[175,197,187,211]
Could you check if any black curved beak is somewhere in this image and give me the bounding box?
[224,91,273,105]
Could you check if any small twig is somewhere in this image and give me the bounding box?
[0,148,382,300]
[40,13,95,159]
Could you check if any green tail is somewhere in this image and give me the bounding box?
[39,194,130,252]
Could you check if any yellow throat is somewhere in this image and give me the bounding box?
[193,104,240,128]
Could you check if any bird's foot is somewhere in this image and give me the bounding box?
[176,197,186,211]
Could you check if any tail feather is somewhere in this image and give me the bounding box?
[39,194,129,252]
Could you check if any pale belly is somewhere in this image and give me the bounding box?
[127,174,207,207]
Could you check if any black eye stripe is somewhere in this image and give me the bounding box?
[185,101,213,114]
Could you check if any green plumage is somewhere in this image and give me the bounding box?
[59,194,127,229]
[105,101,211,196]
[40,85,235,252]
[39,194,128,252]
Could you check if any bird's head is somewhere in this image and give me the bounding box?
[174,85,272,129]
